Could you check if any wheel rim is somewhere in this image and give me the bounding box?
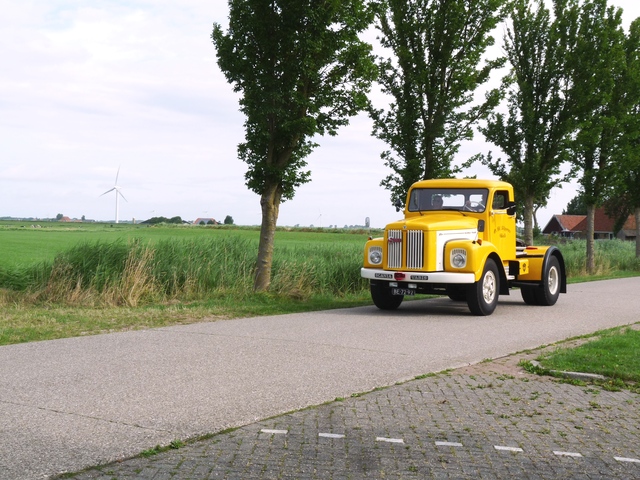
[548,266,559,295]
[482,270,497,304]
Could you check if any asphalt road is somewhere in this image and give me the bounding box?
[0,277,638,480]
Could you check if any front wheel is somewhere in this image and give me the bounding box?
[467,259,500,316]
[446,285,467,302]
[370,283,404,310]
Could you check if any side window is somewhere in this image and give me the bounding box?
[492,191,508,210]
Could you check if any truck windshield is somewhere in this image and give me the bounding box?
[408,188,489,213]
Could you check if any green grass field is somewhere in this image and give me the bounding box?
[0,221,371,268]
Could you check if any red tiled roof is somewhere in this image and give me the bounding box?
[554,215,585,232]
[622,214,637,231]
[544,208,636,235]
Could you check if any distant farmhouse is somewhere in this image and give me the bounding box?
[542,207,637,241]
[57,216,83,223]
[193,217,218,225]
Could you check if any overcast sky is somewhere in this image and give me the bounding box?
[2,1,639,228]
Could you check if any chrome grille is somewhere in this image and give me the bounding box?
[406,230,424,269]
[386,229,424,270]
[387,229,403,269]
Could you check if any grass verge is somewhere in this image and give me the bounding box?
[522,326,640,393]
[0,291,372,346]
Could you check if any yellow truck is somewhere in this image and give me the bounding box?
[361,178,566,315]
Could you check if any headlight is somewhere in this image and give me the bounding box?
[369,246,383,265]
[450,248,467,268]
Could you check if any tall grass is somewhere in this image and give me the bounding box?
[545,238,640,277]
[0,237,366,307]
[1,235,638,308]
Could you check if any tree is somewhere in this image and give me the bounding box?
[56,213,64,221]
[224,215,234,225]
[212,0,376,291]
[606,18,640,256]
[370,0,507,205]
[563,192,588,215]
[568,0,626,273]
[481,0,579,246]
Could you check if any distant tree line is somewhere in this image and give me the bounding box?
[141,216,186,225]
[141,215,235,225]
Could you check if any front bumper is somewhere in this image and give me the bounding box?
[361,268,475,284]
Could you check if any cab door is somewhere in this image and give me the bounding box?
[489,190,516,260]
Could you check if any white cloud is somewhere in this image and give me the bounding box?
[1,0,639,227]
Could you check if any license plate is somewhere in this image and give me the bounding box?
[392,288,415,296]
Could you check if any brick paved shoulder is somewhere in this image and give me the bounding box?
[67,362,640,480]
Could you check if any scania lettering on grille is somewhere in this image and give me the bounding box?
[410,275,429,280]
[388,238,402,243]
[375,273,393,279]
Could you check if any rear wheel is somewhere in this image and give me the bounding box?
[520,256,561,306]
[537,255,561,306]
[370,283,404,310]
[520,286,539,305]
[467,259,499,316]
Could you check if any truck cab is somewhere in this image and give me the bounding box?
[361,179,566,315]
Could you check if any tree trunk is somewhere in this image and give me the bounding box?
[586,204,595,274]
[523,195,534,246]
[533,205,540,234]
[254,181,282,292]
[635,206,640,258]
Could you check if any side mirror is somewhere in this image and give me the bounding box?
[393,198,403,212]
[506,201,517,216]
[478,220,485,233]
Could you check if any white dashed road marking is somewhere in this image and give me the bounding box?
[256,429,640,466]
[494,446,524,453]
[376,437,404,444]
[614,457,640,463]
[318,433,346,439]
[553,451,583,458]
[435,441,463,447]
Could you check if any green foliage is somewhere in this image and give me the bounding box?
[224,215,234,225]
[212,0,377,201]
[563,192,588,215]
[142,216,184,225]
[569,0,626,206]
[567,0,628,272]
[372,0,507,205]
[481,0,579,245]
[606,18,640,240]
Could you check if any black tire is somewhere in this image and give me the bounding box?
[520,286,540,305]
[370,283,404,310]
[446,285,467,302]
[519,256,561,306]
[467,259,500,316]
[536,255,561,306]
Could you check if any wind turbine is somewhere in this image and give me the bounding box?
[100,167,127,223]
